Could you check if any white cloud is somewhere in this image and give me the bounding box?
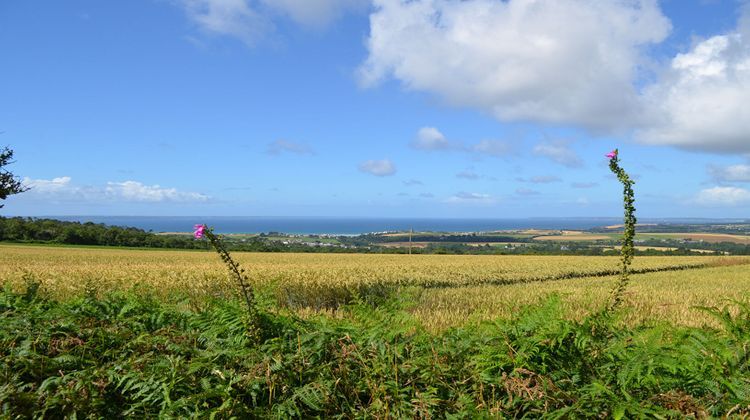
[412,126,452,150]
[358,159,397,176]
[261,0,369,28]
[708,164,750,183]
[457,192,488,200]
[21,177,209,203]
[22,176,72,193]
[180,0,366,46]
[471,139,513,157]
[695,186,750,206]
[266,139,314,155]
[105,181,209,202]
[360,0,670,131]
[445,191,494,203]
[412,127,512,158]
[533,141,583,168]
[637,17,750,153]
[181,0,272,46]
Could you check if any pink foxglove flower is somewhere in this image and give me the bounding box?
[193,224,206,239]
[606,150,617,160]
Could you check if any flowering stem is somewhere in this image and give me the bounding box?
[607,149,637,311]
[198,225,257,321]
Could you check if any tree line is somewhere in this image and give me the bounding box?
[0,217,204,249]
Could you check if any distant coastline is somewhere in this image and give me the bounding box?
[26,216,749,236]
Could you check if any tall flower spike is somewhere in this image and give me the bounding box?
[197,224,257,330]
[606,149,636,312]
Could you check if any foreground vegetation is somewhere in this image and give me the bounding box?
[3,283,750,417]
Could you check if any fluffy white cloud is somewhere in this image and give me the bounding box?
[360,0,670,131]
[695,186,750,206]
[105,181,209,202]
[533,141,583,168]
[708,164,750,183]
[22,176,72,193]
[412,126,452,150]
[266,139,315,155]
[21,177,209,203]
[180,0,366,45]
[358,159,397,176]
[638,18,750,153]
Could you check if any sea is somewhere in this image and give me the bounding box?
[38,216,746,235]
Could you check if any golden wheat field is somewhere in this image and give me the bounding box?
[412,264,750,330]
[2,243,749,330]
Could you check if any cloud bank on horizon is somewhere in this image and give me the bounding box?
[22,177,210,203]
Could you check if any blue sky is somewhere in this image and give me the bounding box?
[2,0,750,218]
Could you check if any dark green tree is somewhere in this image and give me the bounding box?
[0,147,28,208]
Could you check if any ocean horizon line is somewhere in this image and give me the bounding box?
[7,215,746,235]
